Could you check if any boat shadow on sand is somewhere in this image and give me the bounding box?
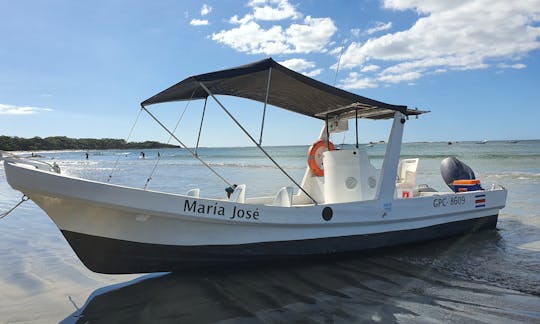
[63,229,540,323]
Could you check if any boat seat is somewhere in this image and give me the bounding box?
[414,184,438,196]
[229,184,246,203]
[272,186,293,207]
[396,158,419,198]
[186,188,200,198]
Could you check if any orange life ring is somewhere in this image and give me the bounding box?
[307,140,334,177]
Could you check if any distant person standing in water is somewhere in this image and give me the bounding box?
[158,152,161,158]
[140,152,145,159]
[85,152,89,159]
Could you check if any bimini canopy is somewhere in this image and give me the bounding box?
[141,58,425,120]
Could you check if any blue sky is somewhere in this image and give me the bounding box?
[1,0,539,147]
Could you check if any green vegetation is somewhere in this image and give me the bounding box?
[0,136,178,151]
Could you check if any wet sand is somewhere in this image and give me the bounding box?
[65,246,540,323]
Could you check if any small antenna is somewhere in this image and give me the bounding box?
[333,38,347,86]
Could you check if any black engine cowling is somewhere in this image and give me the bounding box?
[440,157,476,191]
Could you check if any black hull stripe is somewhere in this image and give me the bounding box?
[61,215,498,274]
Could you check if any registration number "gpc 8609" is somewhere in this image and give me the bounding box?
[433,196,466,208]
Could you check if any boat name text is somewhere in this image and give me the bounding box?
[183,200,259,220]
[433,196,466,208]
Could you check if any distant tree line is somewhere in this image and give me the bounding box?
[0,136,178,151]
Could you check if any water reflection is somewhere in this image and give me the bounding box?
[63,231,540,323]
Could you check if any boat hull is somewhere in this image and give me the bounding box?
[4,160,507,274]
[61,215,497,274]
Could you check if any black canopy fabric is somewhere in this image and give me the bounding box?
[141,58,417,120]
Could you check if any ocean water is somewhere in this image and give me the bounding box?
[0,140,539,323]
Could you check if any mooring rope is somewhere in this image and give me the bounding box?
[0,195,29,220]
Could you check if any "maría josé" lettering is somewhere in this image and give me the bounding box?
[184,199,259,220]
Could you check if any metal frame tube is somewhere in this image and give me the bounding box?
[199,82,318,205]
[141,105,232,187]
[195,98,208,156]
[107,108,143,182]
[259,67,272,145]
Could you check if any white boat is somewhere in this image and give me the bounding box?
[2,58,507,274]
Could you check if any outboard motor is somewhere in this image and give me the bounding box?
[440,157,476,191]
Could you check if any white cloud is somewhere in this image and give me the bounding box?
[339,72,377,89]
[201,4,212,16]
[279,58,315,71]
[338,0,540,88]
[303,68,322,77]
[212,21,288,54]
[499,63,527,69]
[337,42,367,69]
[0,104,52,115]
[350,28,361,38]
[190,19,209,26]
[279,58,323,76]
[377,71,422,83]
[229,14,254,25]
[361,64,380,72]
[339,68,420,90]
[365,21,392,35]
[285,16,337,53]
[383,0,464,13]
[329,46,344,56]
[248,0,301,21]
[212,15,336,55]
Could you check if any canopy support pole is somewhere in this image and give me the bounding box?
[325,117,330,149]
[355,109,359,149]
[259,67,272,145]
[199,82,319,205]
[195,98,208,156]
[144,88,196,190]
[376,112,406,205]
[141,105,232,187]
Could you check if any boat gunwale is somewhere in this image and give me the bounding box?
[4,159,507,229]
